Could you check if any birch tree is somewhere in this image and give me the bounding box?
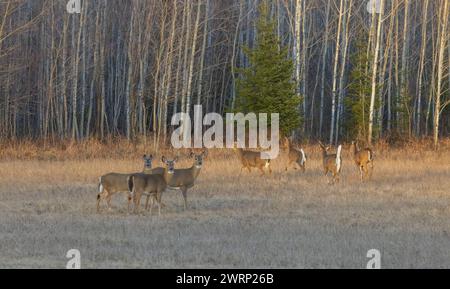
[368,0,385,145]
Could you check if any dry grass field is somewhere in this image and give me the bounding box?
[0,141,450,269]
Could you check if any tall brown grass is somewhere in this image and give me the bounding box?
[1,137,449,161]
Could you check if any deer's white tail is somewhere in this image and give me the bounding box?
[368,150,373,162]
[336,145,342,173]
[300,149,307,166]
[98,177,104,193]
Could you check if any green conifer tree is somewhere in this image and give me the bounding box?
[235,1,301,137]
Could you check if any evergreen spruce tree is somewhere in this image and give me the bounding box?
[235,2,301,137]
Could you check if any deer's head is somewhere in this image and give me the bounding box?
[143,154,153,170]
[189,150,208,168]
[318,141,331,153]
[162,156,178,175]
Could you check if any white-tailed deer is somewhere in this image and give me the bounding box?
[350,141,374,181]
[97,155,155,212]
[97,173,131,212]
[127,174,166,215]
[127,157,177,215]
[140,154,168,209]
[163,151,207,210]
[318,141,342,184]
[234,145,272,176]
[284,138,307,172]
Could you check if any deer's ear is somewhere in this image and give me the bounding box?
[202,150,208,158]
[189,151,195,158]
[174,156,179,162]
[143,154,147,159]
[161,156,166,163]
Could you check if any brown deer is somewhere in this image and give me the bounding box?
[318,141,343,184]
[350,141,374,181]
[97,155,155,213]
[97,173,130,212]
[234,144,272,176]
[127,166,169,215]
[161,151,207,210]
[284,138,307,172]
[139,155,166,208]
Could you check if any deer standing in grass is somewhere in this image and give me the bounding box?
[97,155,155,213]
[350,141,374,181]
[284,138,307,172]
[160,151,207,210]
[318,142,343,184]
[234,144,272,176]
[127,157,177,215]
[97,173,129,212]
[140,154,168,209]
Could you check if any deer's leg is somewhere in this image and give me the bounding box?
[324,169,331,184]
[150,196,156,214]
[96,189,109,213]
[158,201,161,216]
[145,195,151,211]
[149,195,153,215]
[324,169,330,183]
[157,193,162,216]
[106,195,113,211]
[327,176,333,185]
[181,187,188,210]
[151,196,157,216]
[127,194,133,214]
[136,195,142,215]
[363,165,369,180]
[133,192,141,214]
[156,192,164,209]
[96,194,102,213]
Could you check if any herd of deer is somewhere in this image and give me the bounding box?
[96,139,374,216]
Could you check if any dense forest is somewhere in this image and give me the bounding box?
[0,0,449,147]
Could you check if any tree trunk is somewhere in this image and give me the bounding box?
[368,0,385,145]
